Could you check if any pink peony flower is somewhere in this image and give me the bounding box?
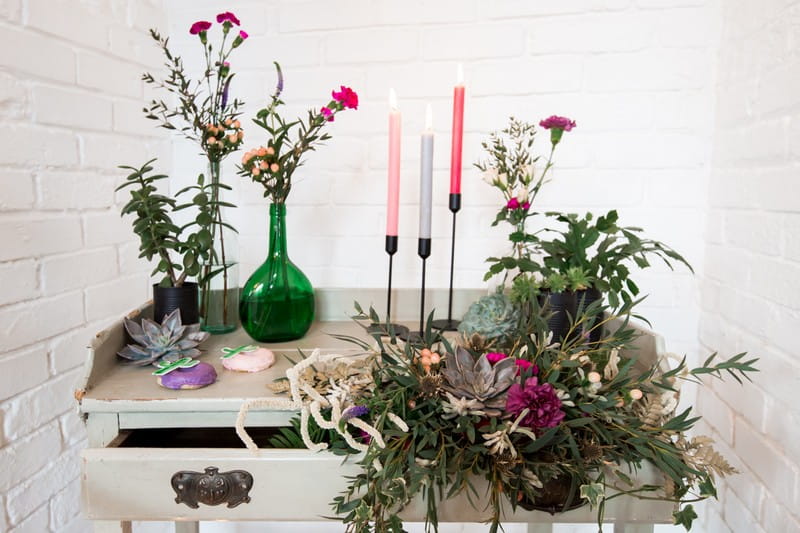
[486,352,508,364]
[189,21,212,35]
[332,86,359,110]
[216,11,241,25]
[505,377,565,430]
[539,115,576,131]
[320,106,334,121]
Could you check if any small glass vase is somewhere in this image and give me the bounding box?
[239,203,315,342]
[198,160,239,334]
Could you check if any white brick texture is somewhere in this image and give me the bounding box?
[0,0,167,530]
[0,0,796,532]
[696,1,800,533]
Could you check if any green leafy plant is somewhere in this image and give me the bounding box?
[536,211,693,308]
[117,159,223,287]
[269,303,757,533]
[237,62,359,204]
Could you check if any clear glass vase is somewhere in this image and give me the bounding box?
[198,160,239,334]
[239,203,315,342]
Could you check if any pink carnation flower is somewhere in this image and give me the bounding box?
[189,21,212,35]
[216,11,241,25]
[514,359,538,375]
[239,30,249,40]
[539,115,576,131]
[486,352,508,364]
[320,106,334,122]
[332,86,359,110]
[505,377,565,430]
[506,198,530,210]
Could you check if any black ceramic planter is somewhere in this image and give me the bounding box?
[153,282,199,324]
[576,288,603,344]
[538,290,577,342]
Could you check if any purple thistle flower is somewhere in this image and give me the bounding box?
[342,405,369,421]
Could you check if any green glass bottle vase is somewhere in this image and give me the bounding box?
[240,203,315,342]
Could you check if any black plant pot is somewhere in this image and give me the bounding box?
[517,474,587,514]
[538,290,577,342]
[576,288,603,344]
[153,282,199,324]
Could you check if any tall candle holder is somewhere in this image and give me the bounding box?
[399,238,431,345]
[432,193,461,331]
[368,236,409,341]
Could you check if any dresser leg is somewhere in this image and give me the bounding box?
[527,524,554,533]
[175,522,200,533]
[93,521,132,533]
[613,524,654,533]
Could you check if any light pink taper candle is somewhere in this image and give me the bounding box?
[386,89,401,236]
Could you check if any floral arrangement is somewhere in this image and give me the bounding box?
[237,63,359,204]
[139,11,249,308]
[478,116,691,309]
[238,114,759,533]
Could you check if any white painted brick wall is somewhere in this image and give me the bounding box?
[696,0,800,532]
[0,1,167,531]
[5,0,794,532]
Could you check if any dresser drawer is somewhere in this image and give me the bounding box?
[81,427,361,522]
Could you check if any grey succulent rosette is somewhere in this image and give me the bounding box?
[117,309,210,366]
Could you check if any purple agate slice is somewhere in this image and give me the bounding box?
[157,361,217,390]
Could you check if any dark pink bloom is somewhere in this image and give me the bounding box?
[514,359,538,375]
[486,352,508,364]
[320,106,334,122]
[505,377,565,430]
[332,86,359,110]
[239,30,249,40]
[189,21,212,35]
[539,115,576,132]
[506,198,520,209]
[523,201,531,210]
[216,11,241,25]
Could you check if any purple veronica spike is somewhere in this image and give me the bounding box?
[221,77,231,110]
[342,405,369,421]
[272,62,284,99]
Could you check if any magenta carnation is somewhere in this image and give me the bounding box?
[332,86,359,110]
[486,352,508,364]
[216,11,241,25]
[505,377,565,430]
[189,21,212,35]
[506,198,530,210]
[539,115,576,131]
[320,106,334,122]
[239,30,249,40]
[514,359,538,375]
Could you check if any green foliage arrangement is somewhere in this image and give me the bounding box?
[116,159,228,287]
[268,302,757,533]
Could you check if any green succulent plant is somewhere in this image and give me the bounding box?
[441,347,517,416]
[117,308,210,366]
[458,292,521,349]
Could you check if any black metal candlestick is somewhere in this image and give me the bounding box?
[368,235,409,340]
[399,238,431,344]
[432,193,461,331]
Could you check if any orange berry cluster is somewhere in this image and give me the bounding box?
[241,145,281,177]
[203,118,244,154]
[413,348,443,373]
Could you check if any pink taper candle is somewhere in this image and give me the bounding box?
[387,89,401,236]
[449,64,465,195]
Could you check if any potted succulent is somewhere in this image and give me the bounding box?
[117,160,220,323]
[235,63,358,342]
[142,11,249,333]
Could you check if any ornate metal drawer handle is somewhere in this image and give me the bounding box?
[171,467,253,508]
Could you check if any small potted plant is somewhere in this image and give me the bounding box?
[117,160,219,323]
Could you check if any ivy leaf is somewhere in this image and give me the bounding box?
[673,505,698,530]
[579,483,605,508]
